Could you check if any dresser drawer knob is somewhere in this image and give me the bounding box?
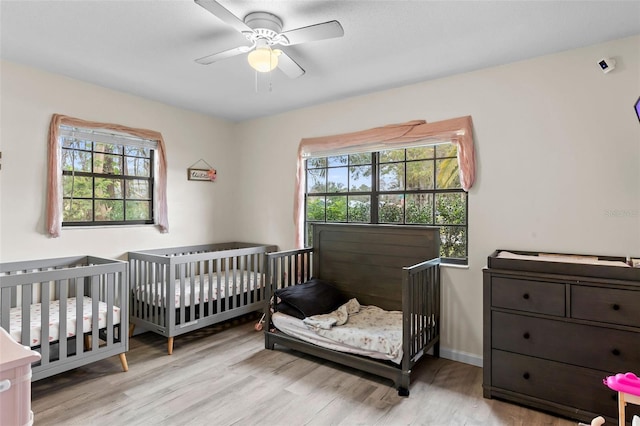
[523,372,530,380]
[523,332,530,339]
[523,293,530,300]
[612,348,621,356]
[612,304,620,311]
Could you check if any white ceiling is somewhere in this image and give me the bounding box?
[1,0,639,122]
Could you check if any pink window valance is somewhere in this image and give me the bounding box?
[294,115,475,248]
[46,114,169,237]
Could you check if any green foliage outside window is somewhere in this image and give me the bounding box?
[61,136,153,225]
[305,144,468,261]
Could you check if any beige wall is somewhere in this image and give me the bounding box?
[235,35,640,365]
[1,35,638,365]
[0,61,239,261]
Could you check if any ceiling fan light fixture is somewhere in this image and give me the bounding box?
[247,46,280,72]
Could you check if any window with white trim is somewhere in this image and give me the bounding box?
[304,142,468,264]
[59,126,157,227]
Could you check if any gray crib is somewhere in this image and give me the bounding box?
[128,242,277,354]
[0,256,129,381]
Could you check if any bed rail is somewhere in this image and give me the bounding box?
[402,258,441,376]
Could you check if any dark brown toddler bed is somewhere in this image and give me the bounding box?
[128,242,277,354]
[0,256,129,381]
[264,223,441,396]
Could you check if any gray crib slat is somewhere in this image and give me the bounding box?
[59,280,68,362]
[0,287,10,333]
[189,262,196,323]
[40,281,51,367]
[75,278,83,358]
[216,258,222,315]
[106,272,115,345]
[207,259,213,317]
[21,283,32,351]
[90,275,99,352]
[179,264,186,326]
[198,260,205,320]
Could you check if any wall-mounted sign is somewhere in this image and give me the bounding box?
[187,159,216,182]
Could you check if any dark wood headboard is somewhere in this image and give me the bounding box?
[312,223,440,311]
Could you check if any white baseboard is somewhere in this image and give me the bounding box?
[439,347,483,367]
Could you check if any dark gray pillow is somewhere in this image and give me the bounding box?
[274,278,349,319]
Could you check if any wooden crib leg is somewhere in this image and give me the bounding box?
[84,335,92,351]
[168,337,174,355]
[129,323,135,338]
[619,392,626,426]
[119,353,129,372]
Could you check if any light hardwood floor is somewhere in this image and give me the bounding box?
[31,314,577,426]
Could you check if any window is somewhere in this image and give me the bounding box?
[59,126,156,227]
[47,114,168,237]
[304,143,468,263]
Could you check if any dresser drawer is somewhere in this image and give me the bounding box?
[572,285,640,327]
[491,277,565,316]
[492,311,640,372]
[491,350,618,418]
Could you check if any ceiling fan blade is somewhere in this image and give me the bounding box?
[194,0,253,34]
[195,45,252,65]
[276,50,305,79]
[279,20,344,46]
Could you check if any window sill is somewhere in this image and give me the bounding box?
[440,262,469,270]
[62,224,156,231]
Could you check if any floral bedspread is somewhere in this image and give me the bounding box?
[8,296,121,347]
[303,299,402,361]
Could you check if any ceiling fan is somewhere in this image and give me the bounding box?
[194,0,344,78]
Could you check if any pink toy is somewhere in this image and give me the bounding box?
[604,372,640,396]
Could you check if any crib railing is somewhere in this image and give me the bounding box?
[0,256,128,381]
[402,257,441,371]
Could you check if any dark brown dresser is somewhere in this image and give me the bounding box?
[483,250,640,424]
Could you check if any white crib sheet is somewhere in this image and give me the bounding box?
[135,271,262,308]
[272,305,404,364]
[8,296,121,347]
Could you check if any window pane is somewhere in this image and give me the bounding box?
[306,196,325,221]
[327,167,348,192]
[406,160,434,190]
[125,146,151,158]
[307,169,326,193]
[436,143,457,158]
[62,138,91,151]
[379,194,404,223]
[95,200,124,221]
[379,149,404,163]
[126,180,150,200]
[62,149,91,172]
[326,195,347,222]
[348,195,371,222]
[407,146,434,160]
[349,165,371,191]
[436,158,461,189]
[349,153,371,165]
[440,226,467,259]
[126,201,151,221]
[63,199,93,222]
[327,155,348,167]
[125,157,151,177]
[379,163,405,191]
[435,193,466,225]
[94,143,122,155]
[63,175,92,198]
[406,193,433,224]
[93,153,122,174]
[95,178,123,199]
[307,158,326,168]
